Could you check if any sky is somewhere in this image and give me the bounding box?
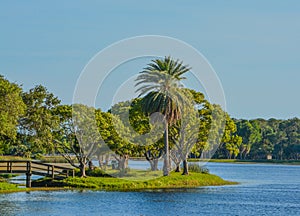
[0,0,300,119]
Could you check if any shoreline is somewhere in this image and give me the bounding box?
[1,172,237,194]
[0,187,68,194]
[187,159,300,165]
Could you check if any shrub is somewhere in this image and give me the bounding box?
[188,163,209,174]
[86,168,110,177]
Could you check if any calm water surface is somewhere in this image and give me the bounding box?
[0,162,299,216]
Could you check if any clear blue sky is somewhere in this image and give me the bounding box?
[1,0,299,119]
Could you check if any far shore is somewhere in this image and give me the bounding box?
[1,155,299,165]
[187,158,300,165]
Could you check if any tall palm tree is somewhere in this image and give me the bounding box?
[135,56,191,176]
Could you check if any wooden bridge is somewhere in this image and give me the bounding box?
[0,160,75,188]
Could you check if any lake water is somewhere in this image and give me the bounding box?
[0,162,299,216]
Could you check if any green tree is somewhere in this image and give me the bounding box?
[254,118,276,159]
[202,104,227,159]
[135,56,190,176]
[235,119,262,159]
[55,104,102,177]
[128,99,164,171]
[223,115,242,159]
[0,75,25,154]
[169,89,207,175]
[213,113,242,159]
[18,85,60,157]
[170,105,199,175]
[109,99,165,172]
[225,135,242,159]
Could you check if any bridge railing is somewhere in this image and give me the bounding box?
[0,160,75,187]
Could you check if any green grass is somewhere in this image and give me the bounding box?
[0,168,236,193]
[0,181,26,193]
[39,155,76,163]
[58,171,236,191]
[0,181,19,190]
[0,174,25,193]
[0,178,68,193]
[103,169,163,181]
[0,156,28,161]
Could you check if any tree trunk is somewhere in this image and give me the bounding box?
[182,159,189,175]
[175,164,180,172]
[149,159,159,171]
[119,159,125,170]
[149,161,154,171]
[80,157,87,177]
[239,151,243,159]
[98,154,104,169]
[104,154,110,169]
[145,150,162,171]
[153,159,159,171]
[118,155,129,171]
[163,123,170,176]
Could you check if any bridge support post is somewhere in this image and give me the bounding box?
[26,161,32,188]
[51,165,55,179]
[26,173,32,188]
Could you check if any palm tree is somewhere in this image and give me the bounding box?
[135,56,191,176]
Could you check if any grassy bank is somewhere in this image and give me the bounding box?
[33,171,236,191]
[0,174,26,193]
[188,158,300,165]
[0,182,25,193]
[0,178,67,193]
[0,184,67,193]
[0,165,236,193]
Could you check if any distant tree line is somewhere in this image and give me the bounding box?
[214,118,300,160]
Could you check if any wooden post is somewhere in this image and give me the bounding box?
[51,165,55,179]
[26,173,32,188]
[72,169,75,178]
[26,161,32,188]
[7,161,13,173]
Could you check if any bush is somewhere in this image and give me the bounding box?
[86,168,110,177]
[188,163,209,174]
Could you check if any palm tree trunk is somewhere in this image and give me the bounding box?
[163,122,170,176]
